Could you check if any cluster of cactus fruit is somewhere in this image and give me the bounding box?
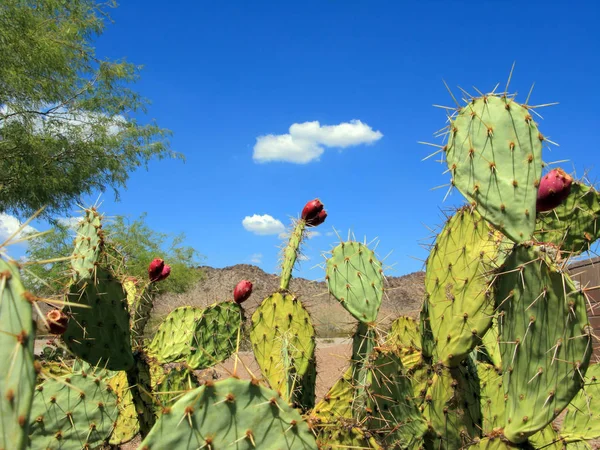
[2,78,600,449]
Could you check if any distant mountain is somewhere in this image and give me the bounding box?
[152,264,425,335]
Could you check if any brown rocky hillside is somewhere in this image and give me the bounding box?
[151,264,425,336]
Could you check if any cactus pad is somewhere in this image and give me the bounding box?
[326,241,384,323]
[495,245,592,443]
[62,268,133,371]
[70,208,103,283]
[107,371,139,445]
[561,363,600,441]
[28,372,118,450]
[186,301,243,370]
[535,182,600,256]
[388,315,421,350]
[138,377,318,449]
[444,94,543,243]
[0,259,35,450]
[250,292,316,405]
[477,362,506,434]
[426,207,504,366]
[146,306,203,363]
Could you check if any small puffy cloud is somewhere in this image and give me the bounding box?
[253,120,383,164]
[249,253,263,264]
[56,217,82,229]
[306,230,321,239]
[242,214,285,236]
[0,213,37,242]
[325,231,336,237]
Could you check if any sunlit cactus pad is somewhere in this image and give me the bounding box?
[138,378,318,449]
[425,206,505,366]
[187,301,243,369]
[0,258,35,450]
[70,208,103,283]
[28,372,118,450]
[495,244,592,443]
[326,240,384,323]
[444,94,543,243]
[62,267,133,371]
[146,306,203,363]
[250,292,316,401]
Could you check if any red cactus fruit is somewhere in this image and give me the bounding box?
[302,199,327,226]
[148,258,165,281]
[46,309,69,335]
[536,168,573,212]
[234,280,253,304]
[154,264,171,282]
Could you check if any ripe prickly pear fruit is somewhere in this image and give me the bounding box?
[46,309,69,335]
[234,280,253,304]
[302,199,327,226]
[537,168,573,212]
[155,264,171,282]
[148,258,165,281]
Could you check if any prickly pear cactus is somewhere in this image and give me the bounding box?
[186,301,243,369]
[443,93,543,243]
[146,306,203,363]
[0,259,35,450]
[387,315,421,350]
[326,241,384,323]
[560,363,600,442]
[70,208,103,283]
[138,378,318,449]
[153,365,200,413]
[250,292,316,407]
[495,244,593,443]
[28,371,118,450]
[62,267,133,371]
[477,362,506,434]
[534,182,600,255]
[107,371,139,446]
[425,207,505,366]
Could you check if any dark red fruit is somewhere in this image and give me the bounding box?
[234,280,253,304]
[46,309,69,335]
[536,168,573,212]
[302,199,327,226]
[148,258,165,282]
[154,264,171,282]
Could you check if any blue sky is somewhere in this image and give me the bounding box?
[2,1,600,280]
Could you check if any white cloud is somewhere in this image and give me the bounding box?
[253,120,383,164]
[57,217,82,229]
[0,213,37,242]
[242,214,286,236]
[325,231,336,237]
[306,231,321,239]
[249,253,263,264]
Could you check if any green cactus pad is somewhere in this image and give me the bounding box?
[138,378,318,449]
[186,301,243,370]
[366,348,428,448]
[388,315,421,350]
[146,306,203,363]
[481,318,502,369]
[316,426,382,450]
[534,182,600,256]
[469,437,535,449]
[419,296,435,360]
[426,207,505,366]
[326,241,384,323]
[421,363,482,449]
[70,208,104,283]
[62,268,133,371]
[444,94,543,243]
[124,278,154,344]
[561,363,600,441]
[28,372,118,450]
[0,259,35,450]
[477,362,506,434]
[153,366,200,412]
[495,245,592,443]
[250,292,316,406]
[312,366,354,423]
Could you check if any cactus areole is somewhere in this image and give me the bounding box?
[233,279,253,304]
[536,168,573,212]
[46,309,69,335]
